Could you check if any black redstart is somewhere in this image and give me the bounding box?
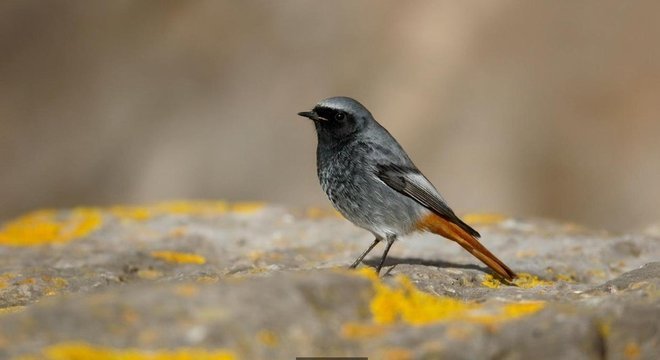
[298,96,516,280]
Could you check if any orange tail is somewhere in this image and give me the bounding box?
[417,214,517,280]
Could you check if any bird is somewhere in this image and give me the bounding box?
[298,96,516,280]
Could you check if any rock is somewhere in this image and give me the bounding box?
[0,202,658,359]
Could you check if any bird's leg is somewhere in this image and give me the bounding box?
[349,237,382,269]
[375,235,396,276]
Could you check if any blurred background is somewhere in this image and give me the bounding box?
[1,1,659,232]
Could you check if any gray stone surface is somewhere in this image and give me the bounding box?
[0,204,658,359]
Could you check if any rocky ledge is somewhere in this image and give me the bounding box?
[0,202,658,359]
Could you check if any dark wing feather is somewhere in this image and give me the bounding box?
[376,164,480,238]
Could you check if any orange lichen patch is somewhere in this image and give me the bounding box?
[341,322,390,339]
[462,213,507,225]
[383,347,414,360]
[353,268,545,327]
[515,250,538,258]
[0,208,102,246]
[196,275,219,284]
[136,269,163,280]
[0,273,15,290]
[246,250,285,264]
[173,284,200,298]
[0,306,25,315]
[122,308,140,325]
[306,207,328,219]
[482,273,554,289]
[246,250,283,264]
[137,329,159,345]
[151,251,206,265]
[18,342,236,360]
[624,342,641,359]
[256,330,279,346]
[562,222,589,233]
[305,207,343,219]
[18,277,38,286]
[168,227,188,238]
[446,326,474,340]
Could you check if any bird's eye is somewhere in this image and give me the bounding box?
[335,112,345,121]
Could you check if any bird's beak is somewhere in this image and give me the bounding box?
[297,110,328,122]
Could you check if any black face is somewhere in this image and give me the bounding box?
[310,106,360,139]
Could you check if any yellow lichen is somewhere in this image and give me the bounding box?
[256,330,279,346]
[110,201,231,221]
[151,251,206,265]
[353,268,545,327]
[598,320,611,338]
[500,302,545,318]
[153,201,229,216]
[196,275,219,284]
[109,206,153,221]
[19,277,37,285]
[247,251,264,262]
[0,208,102,246]
[43,289,59,297]
[40,276,70,296]
[18,342,236,360]
[109,200,263,220]
[136,269,163,280]
[306,207,328,219]
[50,277,69,288]
[341,322,390,339]
[383,347,413,360]
[482,273,554,289]
[555,274,576,282]
[0,273,18,290]
[305,207,343,219]
[371,275,477,325]
[0,306,25,315]
[462,213,507,225]
[230,202,265,214]
[0,201,263,247]
[588,269,607,279]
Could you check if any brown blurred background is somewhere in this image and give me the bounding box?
[1,1,659,231]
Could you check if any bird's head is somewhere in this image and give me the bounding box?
[298,97,374,141]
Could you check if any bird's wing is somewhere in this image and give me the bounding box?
[375,163,480,237]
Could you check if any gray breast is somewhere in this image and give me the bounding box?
[317,141,424,238]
